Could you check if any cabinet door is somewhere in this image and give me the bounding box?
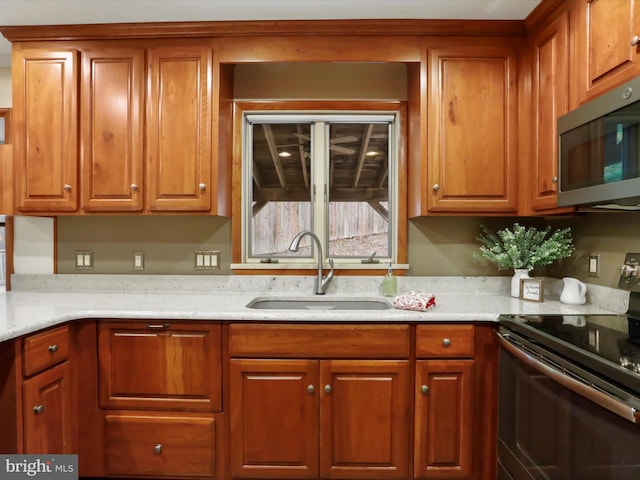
[414,360,475,480]
[98,321,222,411]
[530,11,571,212]
[229,359,319,479]
[147,45,212,212]
[23,361,74,453]
[427,45,517,213]
[80,48,145,211]
[13,48,78,212]
[576,0,640,101]
[319,360,410,479]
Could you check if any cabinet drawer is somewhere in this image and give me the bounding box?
[416,324,475,358]
[229,324,410,358]
[23,325,70,377]
[104,414,215,477]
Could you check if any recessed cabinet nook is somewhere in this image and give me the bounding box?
[1,0,639,479]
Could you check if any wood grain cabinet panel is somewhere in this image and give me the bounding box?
[425,44,518,214]
[23,325,70,376]
[416,324,475,359]
[13,47,78,212]
[104,414,216,478]
[80,48,145,211]
[529,11,571,213]
[98,321,222,411]
[147,45,212,212]
[23,361,74,454]
[229,359,319,479]
[575,0,640,101]
[319,360,410,479]
[414,359,475,480]
[229,334,411,480]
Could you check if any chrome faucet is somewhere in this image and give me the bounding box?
[288,230,334,295]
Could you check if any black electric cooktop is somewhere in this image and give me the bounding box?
[499,312,640,395]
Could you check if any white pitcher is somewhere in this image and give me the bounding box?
[560,277,587,305]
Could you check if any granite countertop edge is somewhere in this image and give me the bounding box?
[0,273,626,343]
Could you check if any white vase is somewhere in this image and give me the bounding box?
[511,269,531,297]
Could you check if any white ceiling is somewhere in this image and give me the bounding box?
[0,0,542,66]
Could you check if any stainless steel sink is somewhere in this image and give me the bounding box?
[246,297,392,310]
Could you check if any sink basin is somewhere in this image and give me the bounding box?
[246,297,392,310]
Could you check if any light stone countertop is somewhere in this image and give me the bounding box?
[0,274,628,343]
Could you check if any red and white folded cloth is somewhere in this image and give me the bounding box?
[393,291,436,312]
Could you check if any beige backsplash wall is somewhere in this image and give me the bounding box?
[56,213,640,288]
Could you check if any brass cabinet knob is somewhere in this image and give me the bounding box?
[552,176,558,183]
[63,184,72,191]
[432,183,440,192]
[33,405,45,414]
[199,183,207,191]
[421,385,429,394]
[153,444,163,454]
[131,184,139,191]
[442,338,451,347]
[307,384,315,394]
[48,344,59,353]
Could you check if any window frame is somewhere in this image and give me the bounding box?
[231,100,408,274]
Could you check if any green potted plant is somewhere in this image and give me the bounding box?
[475,223,574,297]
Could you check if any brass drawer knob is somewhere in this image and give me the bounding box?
[442,338,451,347]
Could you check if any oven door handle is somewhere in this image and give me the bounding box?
[497,332,639,424]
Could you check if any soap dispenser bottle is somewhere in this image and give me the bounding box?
[383,263,397,297]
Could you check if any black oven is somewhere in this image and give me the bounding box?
[497,311,640,480]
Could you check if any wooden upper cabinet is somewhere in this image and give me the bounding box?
[146,45,212,212]
[425,44,518,214]
[80,48,145,212]
[530,11,571,212]
[13,48,78,212]
[574,0,640,102]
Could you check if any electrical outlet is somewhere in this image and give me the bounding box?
[588,253,600,277]
[195,250,221,270]
[75,250,93,270]
[133,251,144,271]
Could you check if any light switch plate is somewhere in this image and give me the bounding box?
[588,253,599,277]
[133,251,144,271]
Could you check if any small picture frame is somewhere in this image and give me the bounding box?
[520,278,544,302]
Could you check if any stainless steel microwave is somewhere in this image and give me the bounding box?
[557,76,640,209]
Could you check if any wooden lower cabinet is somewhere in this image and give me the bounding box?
[414,360,475,479]
[230,358,410,479]
[23,361,74,454]
[104,414,216,478]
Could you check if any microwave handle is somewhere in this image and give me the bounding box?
[497,332,639,424]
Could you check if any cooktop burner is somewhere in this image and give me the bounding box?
[499,313,640,395]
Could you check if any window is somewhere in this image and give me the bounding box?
[239,111,400,268]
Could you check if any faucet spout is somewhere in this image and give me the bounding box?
[288,230,335,294]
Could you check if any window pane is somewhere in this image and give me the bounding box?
[328,122,390,258]
[250,123,313,258]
